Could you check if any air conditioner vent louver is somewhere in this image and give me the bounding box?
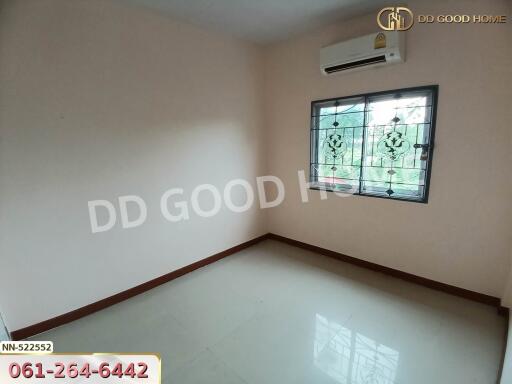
[324,55,386,73]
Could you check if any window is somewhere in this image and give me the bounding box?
[310,85,437,203]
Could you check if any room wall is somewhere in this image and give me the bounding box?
[1,0,510,335]
[0,0,266,331]
[264,0,512,298]
[501,315,512,383]
[502,276,512,383]
[501,10,512,380]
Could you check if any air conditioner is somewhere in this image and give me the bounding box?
[320,31,405,75]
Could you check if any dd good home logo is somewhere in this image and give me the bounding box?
[377,7,414,31]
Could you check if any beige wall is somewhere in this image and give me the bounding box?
[0,0,266,331]
[264,0,512,298]
[502,316,512,384]
[501,7,512,381]
[504,265,512,308]
[0,0,511,334]
[503,270,512,383]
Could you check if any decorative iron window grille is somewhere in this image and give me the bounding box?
[310,85,438,203]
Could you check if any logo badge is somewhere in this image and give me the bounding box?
[377,7,414,31]
[374,32,387,49]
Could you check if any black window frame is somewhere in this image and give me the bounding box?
[309,85,438,204]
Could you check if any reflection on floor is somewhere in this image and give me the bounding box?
[29,240,506,384]
[314,314,399,384]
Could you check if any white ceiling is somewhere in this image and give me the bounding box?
[125,0,391,44]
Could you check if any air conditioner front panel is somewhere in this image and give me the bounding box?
[320,31,405,75]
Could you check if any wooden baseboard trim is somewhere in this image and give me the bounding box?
[11,232,506,340]
[10,234,269,341]
[267,233,504,310]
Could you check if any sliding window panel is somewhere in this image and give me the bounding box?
[360,89,435,201]
[310,97,365,193]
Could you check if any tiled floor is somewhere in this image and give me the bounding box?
[29,240,506,383]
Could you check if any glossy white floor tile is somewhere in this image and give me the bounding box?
[29,240,506,384]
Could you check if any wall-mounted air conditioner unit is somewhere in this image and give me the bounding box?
[320,31,405,75]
